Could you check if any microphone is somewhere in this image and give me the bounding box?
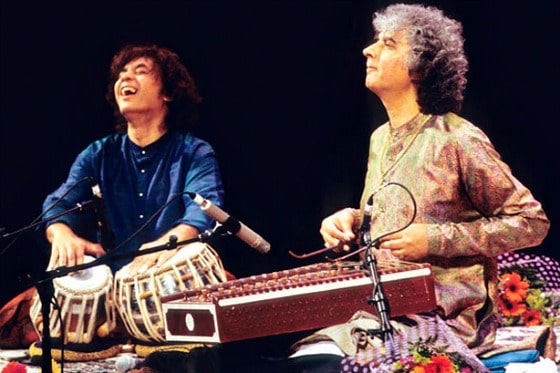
[115,355,142,372]
[187,192,271,254]
[90,181,115,251]
[359,183,392,246]
[359,194,374,246]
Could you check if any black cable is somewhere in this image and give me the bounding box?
[366,181,417,245]
[0,176,93,258]
[330,181,417,262]
[101,191,189,260]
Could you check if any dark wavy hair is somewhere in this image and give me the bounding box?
[372,3,469,114]
[106,44,202,133]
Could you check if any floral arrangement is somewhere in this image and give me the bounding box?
[392,336,476,373]
[341,330,485,372]
[497,265,559,327]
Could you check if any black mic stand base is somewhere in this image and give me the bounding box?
[361,241,394,343]
[35,279,55,373]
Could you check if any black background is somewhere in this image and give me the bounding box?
[1,0,558,307]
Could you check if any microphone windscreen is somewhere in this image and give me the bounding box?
[115,354,139,372]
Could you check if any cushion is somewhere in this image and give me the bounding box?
[480,349,539,372]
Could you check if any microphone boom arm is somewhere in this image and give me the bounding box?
[0,201,94,240]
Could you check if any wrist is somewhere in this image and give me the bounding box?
[46,222,73,242]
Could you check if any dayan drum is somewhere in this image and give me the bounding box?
[113,242,227,342]
[30,256,117,344]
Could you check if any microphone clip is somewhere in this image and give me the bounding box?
[198,219,238,242]
[360,230,372,247]
[359,194,374,247]
[215,217,242,237]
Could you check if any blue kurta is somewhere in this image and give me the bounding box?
[42,131,224,272]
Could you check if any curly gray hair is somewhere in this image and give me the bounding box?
[372,3,469,114]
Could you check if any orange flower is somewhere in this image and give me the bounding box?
[521,309,542,326]
[424,355,454,373]
[501,272,529,303]
[498,296,527,317]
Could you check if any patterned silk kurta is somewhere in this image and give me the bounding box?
[360,112,550,348]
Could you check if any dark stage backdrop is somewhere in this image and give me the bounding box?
[1,0,558,306]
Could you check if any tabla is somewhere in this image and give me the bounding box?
[113,242,227,342]
[29,256,117,344]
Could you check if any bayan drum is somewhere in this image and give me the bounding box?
[113,242,227,342]
[30,255,116,344]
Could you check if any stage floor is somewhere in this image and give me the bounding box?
[1,325,559,372]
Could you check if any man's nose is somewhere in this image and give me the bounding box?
[363,43,377,58]
[118,69,133,81]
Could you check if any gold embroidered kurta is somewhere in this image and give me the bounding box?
[360,112,550,348]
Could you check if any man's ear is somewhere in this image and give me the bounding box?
[409,70,421,84]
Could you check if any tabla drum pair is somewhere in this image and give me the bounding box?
[30,242,227,344]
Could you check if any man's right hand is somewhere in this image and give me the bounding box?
[46,223,106,270]
[319,207,360,252]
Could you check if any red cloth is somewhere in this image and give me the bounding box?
[0,287,39,348]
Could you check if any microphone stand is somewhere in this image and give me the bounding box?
[359,213,393,343]
[0,201,94,373]
[361,238,393,342]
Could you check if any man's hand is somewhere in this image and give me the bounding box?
[320,208,360,252]
[46,223,106,270]
[119,224,200,276]
[378,223,429,261]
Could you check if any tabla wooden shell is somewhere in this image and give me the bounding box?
[30,256,116,344]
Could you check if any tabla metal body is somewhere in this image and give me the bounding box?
[30,256,116,344]
[113,242,227,342]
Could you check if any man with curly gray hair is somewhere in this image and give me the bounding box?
[319,3,549,351]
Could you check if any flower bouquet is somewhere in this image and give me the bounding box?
[392,336,476,373]
[497,265,559,327]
